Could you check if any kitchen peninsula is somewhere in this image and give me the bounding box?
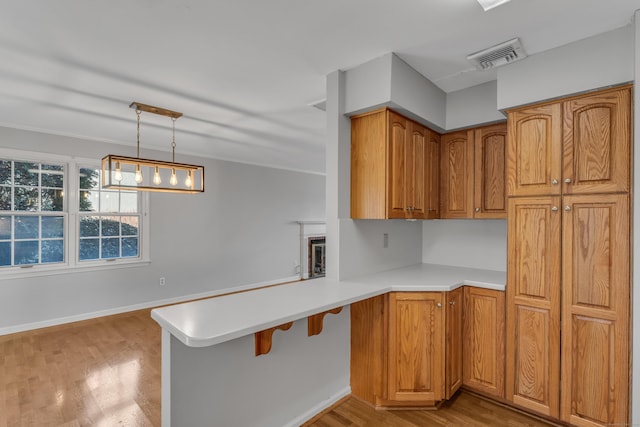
[151,263,505,426]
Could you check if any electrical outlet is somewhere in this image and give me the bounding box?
[383,233,389,248]
[159,277,166,286]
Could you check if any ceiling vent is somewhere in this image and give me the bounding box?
[466,38,526,70]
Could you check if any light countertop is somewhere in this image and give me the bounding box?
[151,263,506,348]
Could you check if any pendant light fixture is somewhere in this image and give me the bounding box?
[102,102,205,193]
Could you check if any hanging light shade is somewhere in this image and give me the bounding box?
[102,102,205,193]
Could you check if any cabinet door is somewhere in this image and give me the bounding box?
[388,292,444,403]
[507,103,562,197]
[562,87,631,195]
[506,197,561,418]
[406,121,427,219]
[463,286,505,398]
[388,111,409,219]
[445,287,463,399]
[560,194,629,427]
[425,130,440,219]
[440,130,474,218]
[474,123,507,218]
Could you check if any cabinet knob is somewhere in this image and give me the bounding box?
[565,205,572,212]
[436,303,442,308]
[552,179,559,185]
[475,207,480,212]
[449,301,455,305]
[551,206,559,212]
[564,178,572,184]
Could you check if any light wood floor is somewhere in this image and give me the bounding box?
[1,308,556,427]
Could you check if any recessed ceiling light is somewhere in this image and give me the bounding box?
[476,0,511,11]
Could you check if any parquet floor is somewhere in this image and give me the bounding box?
[1,307,556,427]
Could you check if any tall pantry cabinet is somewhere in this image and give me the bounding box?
[505,85,631,427]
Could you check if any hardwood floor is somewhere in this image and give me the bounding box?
[1,307,556,427]
[0,309,161,427]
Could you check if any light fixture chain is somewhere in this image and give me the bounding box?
[171,117,176,163]
[136,109,141,158]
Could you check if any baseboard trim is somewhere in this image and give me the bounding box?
[0,275,301,336]
[288,387,351,427]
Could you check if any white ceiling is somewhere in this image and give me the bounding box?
[0,0,638,174]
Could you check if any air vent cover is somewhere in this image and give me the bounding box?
[467,38,526,70]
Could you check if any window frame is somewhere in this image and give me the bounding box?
[0,148,150,280]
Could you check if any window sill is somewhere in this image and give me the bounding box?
[0,259,151,280]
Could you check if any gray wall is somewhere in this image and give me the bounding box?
[0,127,325,332]
[446,80,505,130]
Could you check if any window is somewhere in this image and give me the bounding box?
[78,167,140,261]
[0,150,149,277]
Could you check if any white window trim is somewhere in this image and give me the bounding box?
[0,148,150,280]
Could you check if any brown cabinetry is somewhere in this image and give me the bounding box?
[351,289,466,408]
[463,286,505,398]
[441,123,507,219]
[505,85,631,427]
[351,108,439,219]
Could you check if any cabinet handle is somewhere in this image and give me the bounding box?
[475,207,480,212]
[565,205,572,212]
[552,179,559,185]
[449,301,455,305]
[551,206,558,212]
[564,178,572,184]
[436,303,442,308]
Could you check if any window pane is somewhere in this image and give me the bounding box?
[0,242,10,266]
[0,188,10,211]
[79,238,99,260]
[14,162,38,186]
[101,217,120,236]
[101,238,120,258]
[122,237,138,257]
[100,191,119,213]
[0,216,10,239]
[14,187,38,211]
[42,240,64,263]
[120,192,138,213]
[121,216,139,236]
[80,191,98,212]
[79,216,99,237]
[14,240,38,265]
[0,160,11,185]
[41,189,64,211]
[15,216,39,239]
[41,172,63,188]
[79,168,99,190]
[42,216,64,238]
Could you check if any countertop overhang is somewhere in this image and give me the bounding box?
[151,263,506,348]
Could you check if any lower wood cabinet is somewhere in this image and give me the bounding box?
[351,287,499,408]
[462,286,505,398]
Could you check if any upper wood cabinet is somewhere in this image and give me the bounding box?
[351,108,439,219]
[440,123,507,219]
[507,86,631,197]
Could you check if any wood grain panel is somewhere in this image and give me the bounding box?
[388,112,408,218]
[426,130,440,218]
[474,123,507,218]
[507,197,560,418]
[561,194,629,426]
[440,130,474,218]
[463,287,505,398]
[350,295,387,405]
[562,86,630,195]
[507,103,562,196]
[445,287,463,399]
[388,292,444,403]
[350,109,387,219]
[407,121,427,218]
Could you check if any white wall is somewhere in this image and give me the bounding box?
[0,127,325,332]
[497,25,634,110]
[422,220,507,272]
[446,80,505,130]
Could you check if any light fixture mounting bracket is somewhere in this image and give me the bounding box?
[129,102,183,119]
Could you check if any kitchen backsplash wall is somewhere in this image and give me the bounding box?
[422,219,507,271]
